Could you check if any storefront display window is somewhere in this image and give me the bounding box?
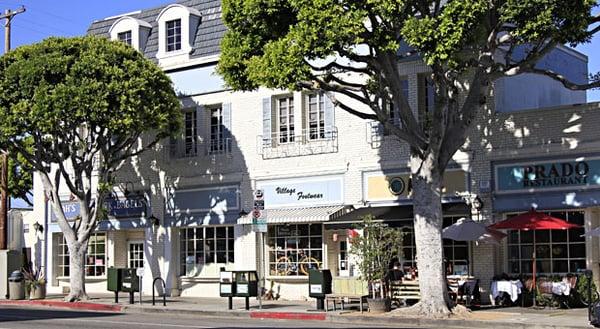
[400,216,469,270]
[56,232,106,277]
[179,226,234,276]
[267,224,323,276]
[507,210,585,274]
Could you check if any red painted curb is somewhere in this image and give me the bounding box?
[0,299,122,312]
[250,311,326,321]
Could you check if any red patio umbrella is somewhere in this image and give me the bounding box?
[489,209,581,306]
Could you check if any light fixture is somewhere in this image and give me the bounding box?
[120,181,134,197]
[472,195,483,211]
[33,221,43,234]
[149,215,160,227]
[239,209,249,217]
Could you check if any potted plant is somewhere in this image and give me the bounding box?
[350,215,403,313]
[22,264,46,300]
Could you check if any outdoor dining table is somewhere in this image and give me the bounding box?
[490,279,523,305]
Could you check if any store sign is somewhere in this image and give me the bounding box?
[105,195,147,218]
[364,170,466,202]
[495,158,600,192]
[51,195,148,222]
[257,176,343,208]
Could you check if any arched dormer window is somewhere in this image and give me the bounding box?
[109,16,152,51]
[156,4,201,59]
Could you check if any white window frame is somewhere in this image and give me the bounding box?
[209,105,225,154]
[306,93,325,140]
[56,232,106,278]
[155,4,201,60]
[276,95,295,144]
[117,30,132,46]
[182,109,198,157]
[165,19,182,52]
[128,240,144,269]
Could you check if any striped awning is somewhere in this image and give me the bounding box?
[237,205,350,225]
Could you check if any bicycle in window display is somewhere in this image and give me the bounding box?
[276,249,321,276]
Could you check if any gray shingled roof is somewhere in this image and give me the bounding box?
[87,0,225,61]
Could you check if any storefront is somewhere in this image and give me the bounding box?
[323,168,471,278]
[493,156,600,279]
[46,193,150,294]
[237,175,346,299]
[165,184,241,297]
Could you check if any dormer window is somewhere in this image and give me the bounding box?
[166,19,182,52]
[155,4,201,61]
[109,16,151,51]
[118,30,132,46]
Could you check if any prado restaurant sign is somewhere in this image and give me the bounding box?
[495,157,600,193]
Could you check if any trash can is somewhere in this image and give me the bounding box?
[308,269,332,310]
[8,270,25,300]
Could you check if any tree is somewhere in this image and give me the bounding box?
[0,36,181,301]
[217,0,600,316]
[350,215,403,300]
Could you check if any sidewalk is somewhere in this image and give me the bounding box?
[0,293,595,329]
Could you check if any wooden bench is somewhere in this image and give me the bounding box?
[325,277,369,313]
[391,280,421,306]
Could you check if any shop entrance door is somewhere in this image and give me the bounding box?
[128,241,144,269]
[338,238,350,276]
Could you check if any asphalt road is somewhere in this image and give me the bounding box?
[0,306,421,329]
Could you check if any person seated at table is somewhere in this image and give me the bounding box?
[387,261,404,282]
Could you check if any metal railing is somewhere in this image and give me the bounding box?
[258,127,338,159]
[169,137,233,159]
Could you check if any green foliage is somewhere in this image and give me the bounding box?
[350,215,403,297]
[7,136,33,206]
[0,36,181,150]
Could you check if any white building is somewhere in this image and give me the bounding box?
[32,0,599,302]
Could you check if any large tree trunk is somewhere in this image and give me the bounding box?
[408,153,452,317]
[65,241,89,302]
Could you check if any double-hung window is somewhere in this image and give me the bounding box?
[210,106,225,153]
[307,93,326,140]
[183,110,197,156]
[166,19,182,52]
[277,96,295,144]
[117,30,132,46]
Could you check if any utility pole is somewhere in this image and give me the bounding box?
[0,6,25,250]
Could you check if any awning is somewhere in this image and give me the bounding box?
[324,202,469,229]
[237,205,350,225]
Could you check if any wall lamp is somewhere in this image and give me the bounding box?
[149,215,160,227]
[33,221,44,234]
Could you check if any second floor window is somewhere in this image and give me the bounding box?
[307,93,325,140]
[166,19,182,52]
[210,106,225,153]
[277,96,295,144]
[118,30,132,46]
[184,110,197,156]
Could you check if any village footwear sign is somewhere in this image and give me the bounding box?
[256,175,343,208]
[495,157,600,193]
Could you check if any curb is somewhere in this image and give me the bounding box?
[0,299,122,312]
[0,300,592,329]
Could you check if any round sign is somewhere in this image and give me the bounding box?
[254,189,264,200]
[252,209,262,219]
[388,177,405,195]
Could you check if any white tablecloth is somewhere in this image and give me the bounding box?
[491,280,523,302]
